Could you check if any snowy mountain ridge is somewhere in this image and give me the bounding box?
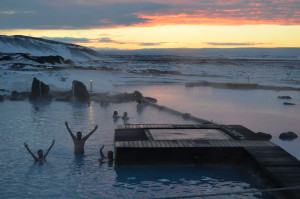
[0,35,102,62]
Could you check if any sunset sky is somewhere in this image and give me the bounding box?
[1,0,300,49]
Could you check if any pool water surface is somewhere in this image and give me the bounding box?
[0,99,280,199]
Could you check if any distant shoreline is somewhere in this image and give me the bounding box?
[185,81,300,92]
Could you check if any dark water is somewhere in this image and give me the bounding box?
[0,100,275,199]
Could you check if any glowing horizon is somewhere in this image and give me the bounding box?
[1,25,300,50]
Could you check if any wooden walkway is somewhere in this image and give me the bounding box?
[115,140,276,148]
[245,146,300,199]
[114,124,300,199]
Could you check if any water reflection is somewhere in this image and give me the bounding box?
[88,101,95,125]
[74,154,85,164]
[113,165,273,199]
[0,99,292,199]
[69,155,87,176]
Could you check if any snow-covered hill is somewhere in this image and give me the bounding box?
[0,35,102,62]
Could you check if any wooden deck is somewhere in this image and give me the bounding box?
[115,140,276,148]
[114,124,300,199]
[245,146,300,199]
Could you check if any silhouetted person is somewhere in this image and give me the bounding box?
[64,121,98,154]
[99,145,114,165]
[136,99,144,110]
[113,111,120,119]
[24,140,55,162]
[122,112,129,120]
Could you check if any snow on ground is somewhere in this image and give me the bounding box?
[1,58,300,95]
[0,35,106,62]
[0,69,114,93]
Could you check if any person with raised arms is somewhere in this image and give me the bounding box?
[24,139,55,162]
[64,121,98,154]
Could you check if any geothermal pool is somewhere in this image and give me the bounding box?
[0,96,277,199]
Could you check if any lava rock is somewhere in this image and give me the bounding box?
[144,97,157,103]
[255,132,272,140]
[283,102,296,105]
[279,131,298,140]
[72,80,89,102]
[54,95,72,102]
[278,96,292,99]
[133,90,143,100]
[29,77,52,100]
[10,91,24,101]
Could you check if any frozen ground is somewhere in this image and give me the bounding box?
[1,56,300,94]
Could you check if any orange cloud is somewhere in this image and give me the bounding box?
[89,36,166,49]
[135,12,300,26]
[129,0,300,27]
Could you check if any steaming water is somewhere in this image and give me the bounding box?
[0,99,275,199]
[114,84,300,160]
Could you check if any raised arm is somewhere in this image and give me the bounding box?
[100,145,106,159]
[83,125,98,141]
[65,121,76,141]
[24,142,38,161]
[44,139,55,159]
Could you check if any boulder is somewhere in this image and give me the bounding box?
[108,91,141,103]
[279,131,298,140]
[54,94,72,102]
[255,132,272,140]
[10,91,24,101]
[72,80,89,102]
[29,77,52,100]
[133,90,143,100]
[283,102,296,105]
[278,96,292,99]
[144,97,157,103]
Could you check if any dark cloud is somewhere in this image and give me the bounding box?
[0,0,299,29]
[99,37,115,43]
[99,37,126,44]
[139,42,167,46]
[42,37,90,43]
[98,37,171,46]
[0,0,167,29]
[204,42,271,46]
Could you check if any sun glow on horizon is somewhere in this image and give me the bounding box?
[1,25,300,50]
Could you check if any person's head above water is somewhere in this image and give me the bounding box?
[24,140,55,161]
[76,132,82,139]
[37,149,43,158]
[113,111,118,116]
[107,151,113,161]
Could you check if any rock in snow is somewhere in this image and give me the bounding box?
[278,96,292,99]
[29,77,52,100]
[279,131,298,140]
[255,132,272,140]
[72,80,89,102]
